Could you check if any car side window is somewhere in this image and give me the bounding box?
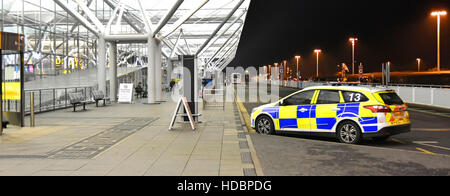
[283,90,315,106]
[316,90,341,104]
[341,91,369,103]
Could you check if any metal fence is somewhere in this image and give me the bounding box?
[266,80,450,109]
[24,86,97,115]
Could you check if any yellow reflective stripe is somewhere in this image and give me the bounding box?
[311,90,320,104]
[273,119,280,130]
[338,91,345,103]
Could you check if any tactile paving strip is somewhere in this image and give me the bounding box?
[47,118,157,159]
[233,102,258,176]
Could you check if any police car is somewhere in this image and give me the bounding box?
[250,86,411,144]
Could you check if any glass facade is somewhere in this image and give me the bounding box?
[1,0,250,116]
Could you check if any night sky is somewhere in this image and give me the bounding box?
[231,0,450,78]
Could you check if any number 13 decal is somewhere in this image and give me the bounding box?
[349,93,361,102]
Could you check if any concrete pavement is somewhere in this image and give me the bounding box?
[0,93,257,176]
[237,85,450,175]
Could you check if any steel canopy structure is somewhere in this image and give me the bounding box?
[1,0,251,104]
[1,0,250,69]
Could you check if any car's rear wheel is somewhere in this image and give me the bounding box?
[337,121,362,144]
[256,115,275,135]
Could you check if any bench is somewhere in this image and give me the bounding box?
[69,92,87,112]
[92,90,110,107]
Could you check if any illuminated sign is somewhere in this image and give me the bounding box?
[2,82,21,100]
[55,57,82,69]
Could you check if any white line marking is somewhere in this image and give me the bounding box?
[413,141,450,151]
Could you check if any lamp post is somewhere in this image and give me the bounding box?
[431,10,447,73]
[314,49,322,78]
[274,63,279,80]
[349,37,358,75]
[416,58,421,72]
[295,55,301,79]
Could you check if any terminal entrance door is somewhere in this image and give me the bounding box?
[1,32,25,133]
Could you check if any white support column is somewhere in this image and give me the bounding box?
[155,41,163,102]
[109,42,117,101]
[167,59,173,85]
[147,37,156,104]
[194,56,200,116]
[98,35,107,94]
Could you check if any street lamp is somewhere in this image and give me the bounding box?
[314,49,322,78]
[274,63,279,80]
[416,58,421,72]
[349,37,358,75]
[295,55,301,80]
[431,10,447,73]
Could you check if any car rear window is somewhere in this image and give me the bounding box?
[341,91,369,103]
[378,92,404,105]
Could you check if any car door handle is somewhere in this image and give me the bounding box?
[298,108,308,112]
[332,108,341,111]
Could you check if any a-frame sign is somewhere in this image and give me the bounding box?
[169,97,196,131]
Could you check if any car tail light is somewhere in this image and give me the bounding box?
[364,105,392,113]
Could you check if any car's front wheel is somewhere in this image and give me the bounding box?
[336,121,362,144]
[256,115,275,135]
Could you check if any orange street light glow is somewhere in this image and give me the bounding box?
[314,49,322,78]
[431,10,447,73]
[349,37,358,75]
[431,11,447,16]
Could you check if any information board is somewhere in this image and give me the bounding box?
[118,83,134,103]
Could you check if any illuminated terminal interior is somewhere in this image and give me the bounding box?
[0,0,250,127]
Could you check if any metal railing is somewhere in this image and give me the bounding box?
[202,88,225,111]
[24,85,97,115]
[263,80,450,109]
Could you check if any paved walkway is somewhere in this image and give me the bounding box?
[0,95,257,176]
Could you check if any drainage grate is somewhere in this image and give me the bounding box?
[241,152,253,164]
[243,168,257,176]
[238,132,247,139]
[47,118,157,159]
[239,141,249,149]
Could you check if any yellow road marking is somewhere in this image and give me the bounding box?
[234,89,256,133]
[391,138,406,144]
[416,148,437,155]
[413,142,450,151]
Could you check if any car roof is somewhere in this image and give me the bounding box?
[302,85,394,93]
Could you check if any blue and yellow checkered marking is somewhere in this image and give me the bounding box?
[259,102,379,132]
[337,103,359,117]
[359,117,378,132]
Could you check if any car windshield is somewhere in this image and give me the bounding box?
[378,92,404,105]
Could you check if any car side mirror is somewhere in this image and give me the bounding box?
[279,100,284,106]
